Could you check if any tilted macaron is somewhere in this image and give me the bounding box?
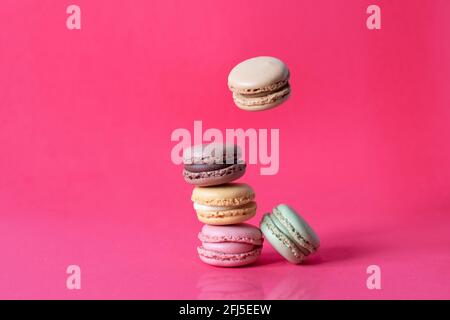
[183,143,246,186]
[197,223,263,267]
[260,204,320,264]
[228,56,291,111]
[192,183,256,225]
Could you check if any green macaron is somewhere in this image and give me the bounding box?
[260,204,320,264]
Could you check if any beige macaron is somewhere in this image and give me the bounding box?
[228,56,291,111]
[192,183,257,225]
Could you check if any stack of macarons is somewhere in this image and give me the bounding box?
[182,143,264,267]
[179,56,321,267]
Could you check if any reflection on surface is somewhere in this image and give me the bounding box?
[196,270,318,300]
[197,272,265,300]
[266,276,318,300]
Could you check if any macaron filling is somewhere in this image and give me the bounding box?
[183,163,246,180]
[229,79,290,95]
[194,202,252,212]
[184,163,234,173]
[197,211,255,220]
[202,242,256,254]
[192,195,254,207]
[198,228,263,246]
[233,84,291,107]
[197,246,262,262]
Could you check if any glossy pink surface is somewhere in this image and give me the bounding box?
[1,0,450,299]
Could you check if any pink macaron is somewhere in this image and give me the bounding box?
[197,223,263,267]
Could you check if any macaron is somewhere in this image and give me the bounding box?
[228,56,291,111]
[197,223,263,267]
[260,204,320,264]
[183,143,246,186]
[192,183,256,225]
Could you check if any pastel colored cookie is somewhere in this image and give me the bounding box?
[192,183,256,225]
[183,143,246,186]
[228,56,291,111]
[260,204,320,264]
[197,223,263,267]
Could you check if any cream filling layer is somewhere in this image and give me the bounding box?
[194,203,247,212]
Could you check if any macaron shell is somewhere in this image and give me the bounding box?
[199,223,263,245]
[196,202,257,225]
[183,143,241,164]
[260,214,305,264]
[275,204,320,251]
[197,246,262,267]
[192,183,255,206]
[228,56,289,91]
[271,214,311,256]
[183,163,246,186]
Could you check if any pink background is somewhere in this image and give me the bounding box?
[1,0,450,299]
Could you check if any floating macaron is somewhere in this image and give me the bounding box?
[260,204,320,264]
[183,143,246,186]
[197,223,263,267]
[228,56,291,111]
[192,183,256,225]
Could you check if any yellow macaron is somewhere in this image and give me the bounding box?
[192,183,256,225]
